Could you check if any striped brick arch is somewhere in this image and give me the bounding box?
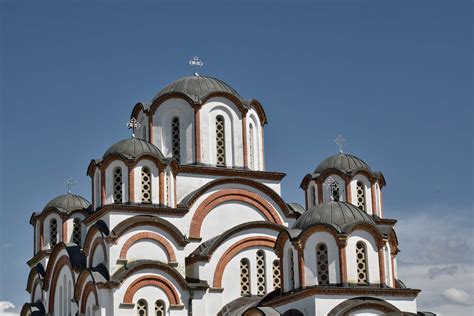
[189,189,283,239]
[119,232,177,262]
[213,236,276,288]
[123,275,181,305]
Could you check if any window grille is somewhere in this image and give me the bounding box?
[356,242,369,284]
[272,259,281,289]
[113,167,123,203]
[72,218,81,245]
[289,249,295,290]
[240,258,251,295]
[216,116,226,166]
[171,117,181,163]
[316,243,329,285]
[249,124,254,169]
[356,181,366,211]
[141,167,151,203]
[50,219,58,247]
[154,300,165,316]
[137,299,147,316]
[256,251,266,295]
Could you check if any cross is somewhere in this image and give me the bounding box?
[64,177,77,194]
[189,56,203,76]
[126,117,141,138]
[323,176,337,201]
[335,134,346,153]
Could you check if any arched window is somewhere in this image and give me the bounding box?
[310,185,317,207]
[137,299,147,316]
[249,123,255,169]
[113,167,123,203]
[272,259,281,289]
[316,243,329,285]
[215,115,226,166]
[72,218,81,245]
[356,242,369,284]
[50,219,58,247]
[94,172,100,208]
[141,167,151,203]
[331,181,340,202]
[240,258,251,296]
[256,250,266,295]
[288,249,295,290]
[356,181,366,211]
[171,117,181,163]
[154,300,165,316]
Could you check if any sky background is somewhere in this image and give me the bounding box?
[0,0,472,315]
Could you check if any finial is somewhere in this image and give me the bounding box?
[189,56,203,76]
[335,134,346,154]
[126,117,141,138]
[64,177,77,194]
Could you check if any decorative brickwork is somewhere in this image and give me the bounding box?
[119,232,177,262]
[123,275,181,305]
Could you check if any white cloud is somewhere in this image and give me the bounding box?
[442,288,473,306]
[0,301,19,316]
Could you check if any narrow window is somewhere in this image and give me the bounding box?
[316,243,329,285]
[171,117,181,163]
[249,124,255,169]
[289,249,295,290]
[256,250,266,295]
[141,167,151,203]
[50,219,58,247]
[154,300,165,316]
[113,167,123,203]
[240,258,251,296]
[272,259,281,289]
[331,181,340,202]
[356,181,366,211]
[356,242,369,284]
[311,186,317,207]
[72,218,81,245]
[215,116,226,166]
[137,299,147,316]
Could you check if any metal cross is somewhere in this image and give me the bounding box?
[65,177,77,194]
[335,134,346,153]
[126,117,141,138]
[189,56,203,76]
[323,176,337,201]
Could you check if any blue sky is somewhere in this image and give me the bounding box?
[0,0,472,314]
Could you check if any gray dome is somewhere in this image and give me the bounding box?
[314,153,370,174]
[43,194,91,213]
[292,201,375,232]
[154,76,242,102]
[103,138,164,160]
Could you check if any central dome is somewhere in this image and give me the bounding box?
[103,138,164,160]
[153,76,242,102]
[314,153,371,175]
[43,194,91,213]
[292,201,375,232]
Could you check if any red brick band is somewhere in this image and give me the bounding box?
[47,256,75,313]
[123,275,180,305]
[80,281,98,313]
[378,247,386,285]
[119,232,177,262]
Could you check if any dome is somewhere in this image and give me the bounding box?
[103,138,164,160]
[43,194,91,213]
[314,153,371,174]
[292,201,375,232]
[154,75,242,102]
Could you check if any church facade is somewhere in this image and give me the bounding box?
[22,74,430,316]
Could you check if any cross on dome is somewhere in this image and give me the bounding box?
[335,134,346,153]
[126,117,141,138]
[64,177,77,194]
[189,56,204,76]
[323,176,338,201]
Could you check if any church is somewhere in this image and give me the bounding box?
[21,65,432,315]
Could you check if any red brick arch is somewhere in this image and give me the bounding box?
[119,232,177,262]
[213,236,276,288]
[189,189,283,239]
[80,281,98,314]
[123,275,180,305]
[47,256,75,313]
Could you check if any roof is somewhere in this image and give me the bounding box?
[43,194,91,213]
[154,75,243,102]
[103,138,165,160]
[292,201,376,232]
[314,153,371,174]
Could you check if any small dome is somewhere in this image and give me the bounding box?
[43,194,91,213]
[314,153,370,174]
[103,138,164,160]
[292,201,375,232]
[154,75,242,102]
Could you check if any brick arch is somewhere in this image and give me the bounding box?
[47,256,75,313]
[123,275,181,305]
[119,232,177,262]
[213,236,276,288]
[88,237,107,268]
[80,281,99,314]
[189,189,283,239]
